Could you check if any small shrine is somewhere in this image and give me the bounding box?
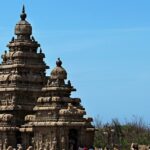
[0,6,95,150]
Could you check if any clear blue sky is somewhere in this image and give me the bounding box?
[0,0,150,124]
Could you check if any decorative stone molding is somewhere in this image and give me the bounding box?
[25,115,36,121]
[0,114,13,122]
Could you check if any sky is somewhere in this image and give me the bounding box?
[0,0,150,124]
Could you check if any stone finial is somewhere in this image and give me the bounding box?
[68,80,72,87]
[15,5,32,37]
[40,48,42,53]
[11,37,14,42]
[51,58,67,80]
[20,5,27,20]
[56,58,62,67]
[31,36,35,41]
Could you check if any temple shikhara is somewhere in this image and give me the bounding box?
[0,6,95,150]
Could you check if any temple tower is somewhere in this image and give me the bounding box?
[0,6,48,147]
[21,58,95,150]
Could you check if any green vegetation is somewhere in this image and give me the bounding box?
[94,116,150,149]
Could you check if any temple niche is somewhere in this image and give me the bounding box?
[0,6,95,150]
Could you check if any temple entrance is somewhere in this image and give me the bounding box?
[68,129,78,150]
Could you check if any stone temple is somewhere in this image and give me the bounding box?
[0,6,95,150]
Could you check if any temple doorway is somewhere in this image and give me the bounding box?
[68,129,78,150]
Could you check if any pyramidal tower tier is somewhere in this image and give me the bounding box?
[0,6,95,150]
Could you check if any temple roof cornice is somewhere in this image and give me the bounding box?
[0,64,49,69]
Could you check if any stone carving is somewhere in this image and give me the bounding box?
[17,144,23,150]
[51,137,57,150]
[61,136,65,150]
[67,80,72,88]
[51,58,67,80]
[45,139,49,150]
[7,146,13,150]
[0,114,13,122]
[39,139,43,150]
[35,139,38,150]
[59,103,85,116]
[3,139,7,150]
[26,146,33,150]
[47,79,52,86]
[31,137,35,149]
[25,115,36,121]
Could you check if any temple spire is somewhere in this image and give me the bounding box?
[22,5,25,13]
[20,5,27,20]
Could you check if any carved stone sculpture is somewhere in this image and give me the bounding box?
[7,146,13,150]
[26,146,33,150]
